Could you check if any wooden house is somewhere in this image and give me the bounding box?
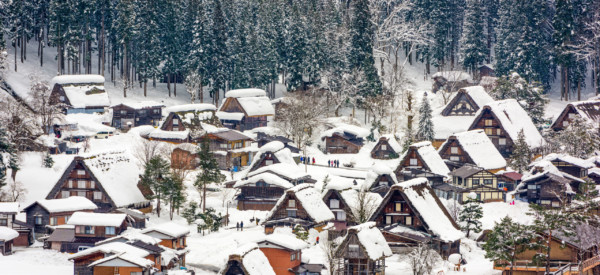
[496,171,522,192]
[540,153,594,179]
[256,234,312,275]
[432,71,473,93]
[110,101,164,129]
[395,141,450,185]
[438,130,506,171]
[141,222,190,267]
[171,143,200,170]
[116,208,148,229]
[322,188,382,237]
[45,225,75,251]
[441,86,494,117]
[369,178,463,258]
[321,124,369,154]
[551,99,600,131]
[448,165,505,203]
[0,202,19,229]
[516,160,583,207]
[221,243,276,275]
[69,241,162,275]
[0,202,28,248]
[148,103,219,143]
[493,223,600,274]
[263,184,334,234]
[243,141,294,175]
[234,173,294,211]
[0,227,19,255]
[23,196,98,239]
[204,129,254,169]
[257,132,299,154]
[63,212,128,253]
[478,64,495,78]
[366,165,399,197]
[468,99,545,157]
[333,222,392,275]
[370,135,402,159]
[217,88,275,131]
[45,154,150,213]
[49,74,109,114]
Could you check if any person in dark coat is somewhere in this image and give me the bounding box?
[236,222,239,231]
[240,221,244,231]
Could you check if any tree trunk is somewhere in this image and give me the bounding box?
[123,44,128,98]
[174,75,177,97]
[156,193,161,217]
[144,81,147,97]
[14,43,17,72]
[200,75,204,103]
[167,73,171,97]
[203,183,207,212]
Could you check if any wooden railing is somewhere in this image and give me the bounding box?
[496,255,600,275]
[581,255,600,272]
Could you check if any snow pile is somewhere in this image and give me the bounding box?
[266,184,334,224]
[259,234,309,250]
[441,130,506,170]
[67,212,127,227]
[321,123,370,139]
[322,176,365,191]
[233,243,276,275]
[236,96,275,117]
[69,242,149,260]
[474,99,545,148]
[164,103,216,114]
[216,111,245,121]
[405,141,450,176]
[64,113,115,135]
[234,173,294,189]
[350,222,392,260]
[397,178,464,241]
[62,85,110,108]
[51,74,105,86]
[433,114,476,140]
[225,88,267,98]
[260,141,285,153]
[142,222,190,238]
[0,227,19,241]
[459,86,494,108]
[0,202,19,214]
[537,153,594,169]
[83,151,148,207]
[89,252,155,268]
[33,197,98,213]
[97,228,161,246]
[246,163,309,181]
[432,71,472,82]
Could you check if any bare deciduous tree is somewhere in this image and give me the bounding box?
[274,90,327,151]
[406,243,440,275]
[133,139,164,168]
[321,236,340,275]
[0,180,27,202]
[28,74,64,135]
[351,188,380,224]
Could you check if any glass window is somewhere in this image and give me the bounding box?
[78,180,86,189]
[59,96,65,101]
[485,119,493,126]
[450,147,458,154]
[485,128,493,135]
[77,170,85,175]
[541,200,551,205]
[77,191,86,197]
[349,244,359,253]
[173,127,179,131]
[0,219,7,226]
[172,119,179,125]
[472,179,480,185]
[61,191,70,198]
[219,143,228,149]
[288,200,296,208]
[483,179,493,185]
[499,138,507,145]
[84,226,94,234]
[68,180,74,188]
[105,226,116,235]
[568,113,577,119]
[329,199,340,209]
[450,156,460,161]
[90,181,95,189]
[77,246,91,252]
[50,217,58,226]
[405,216,412,225]
[287,210,297,217]
[337,211,346,221]
[265,160,273,165]
[35,216,43,225]
[385,215,392,224]
[93,191,103,200]
[153,109,160,114]
[379,181,388,186]
[291,253,296,261]
[409,158,418,166]
[497,128,502,135]
[528,185,537,190]
[381,145,387,150]
[120,110,127,115]
[552,201,560,207]
[394,202,402,212]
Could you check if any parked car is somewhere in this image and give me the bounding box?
[95,131,114,139]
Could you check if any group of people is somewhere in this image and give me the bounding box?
[328,159,340,168]
[300,156,315,165]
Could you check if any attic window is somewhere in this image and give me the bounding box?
[77,170,85,175]
[349,244,359,253]
[265,160,274,165]
[153,109,160,114]
[381,145,387,150]
[450,156,460,161]
[485,119,493,126]
[173,119,179,125]
[329,199,340,209]
[409,158,418,166]
[120,110,127,115]
[499,138,507,145]
[568,113,577,119]
[563,121,569,127]
[379,181,388,186]
[59,96,65,101]
[405,216,412,225]
[288,200,296,208]
[450,147,458,154]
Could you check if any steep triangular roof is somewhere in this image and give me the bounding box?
[441,86,494,116]
[551,99,600,129]
[369,178,463,242]
[335,222,392,261]
[220,243,276,275]
[264,184,334,224]
[398,141,450,177]
[438,130,506,170]
[371,135,402,155]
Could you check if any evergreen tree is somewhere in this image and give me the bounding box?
[43,152,54,168]
[205,0,229,105]
[162,174,186,220]
[0,127,15,188]
[551,117,600,158]
[195,138,224,212]
[113,0,135,96]
[348,0,381,97]
[416,93,434,142]
[459,193,483,237]
[460,0,487,74]
[135,0,161,97]
[140,156,171,217]
[491,73,548,127]
[483,216,536,275]
[508,130,531,173]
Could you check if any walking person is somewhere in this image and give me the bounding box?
[312,157,315,165]
[316,236,320,244]
[240,221,244,231]
[236,222,239,231]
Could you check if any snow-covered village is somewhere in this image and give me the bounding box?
[1,0,600,275]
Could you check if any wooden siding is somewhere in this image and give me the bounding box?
[371,138,399,159]
[439,139,472,164]
[220,98,269,131]
[111,105,162,129]
[259,247,301,275]
[469,109,514,157]
[324,135,361,154]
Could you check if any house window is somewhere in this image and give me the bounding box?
[84,226,94,234]
[64,216,69,223]
[563,121,569,127]
[77,191,86,197]
[385,215,392,224]
[409,158,418,166]
[472,179,480,185]
[105,226,116,235]
[379,181,388,186]
[291,253,296,261]
[77,246,91,252]
[483,179,493,185]
[394,202,402,212]
[528,185,537,190]
[265,160,274,165]
[173,119,179,125]
[498,183,505,189]
[50,217,58,226]
[173,127,179,131]
[287,210,297,217]
[77,170,85,175]
[485,119,493,126]
[59,96,65,102]
[93,191,103,201]
[120,110,127,115]
[139,110,147,115]
[35,216,43,225]
[61,191,70,198]
[450,156,460,161]
[498,138,507,145]
[496,129,502,135]
[0,219,7,226]
[349,244,359,254]
[450,147,458,154]
[405,216,412,225]
[78,180,86,189]
[568,113,577,119]
[329,199,340,209]
[68,180,74,188]
[89,181,95,189]
[485,128,493,135]
[336,211,346,221]
[541,200,551,205]
[552,201,560,207]
[153,109,160,114]
[288,200,296,208]
[235,142,243,148]
[381,145,387,150]
[219,143,228,149]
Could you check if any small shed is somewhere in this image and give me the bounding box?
[220,243,276,275]
[0,227,19,255]
[334,222,392,275]
[321,124,369,154]
[49,74,109,114]
[370,135,402,159]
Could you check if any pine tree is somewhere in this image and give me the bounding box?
[416,93,434,142]
[135,0,161,97]
[460,0,487,74]
[162,174,186,220]
[113,0,135,96]
[508,130,531,173]
[491,73,548,127]
[43,153,54,168]
[551,117,600,158]
[483,216,536,275]
[195,138,224,212]
[459,193,483,238]
[0,127,16,188]
[205,0,229,104]
[140,156,171,217]
[348,0,381,97]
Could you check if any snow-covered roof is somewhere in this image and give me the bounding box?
[538,153,594,169]
[0,202,19,214]
[347,222,392,260]
[432,114,475,140]
[234,173,294,189]
[69,242,149,260]
[402,141,450,177]
[148,128,190,140]
[472,99,545,148]
[0,227,19,241]
[226,243,276,275]
[215,111,245,121]
[62,85,110,109]
[64,113,115,134]
[89,252,155,268]
[142,222,190,239]
[265,184,334,224]
[393,178,464,241]
[432,71,472,82]
[28,197,98,213]
[458,86,494,107]
[67,212,127,227]
[112,101,164,109]
[246,163,309,181]
[440,130,506,170]
[225,88,267,98]
[164,103,216,114]
[82,152,148,207]
[321,123,370,139]
[365,164,399,187]
[382,134,402,153]
[257,234,308,251]
[51,74,105,85]
[235,97,275,117]
[96,228,161,246]
[520,160,583,192]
